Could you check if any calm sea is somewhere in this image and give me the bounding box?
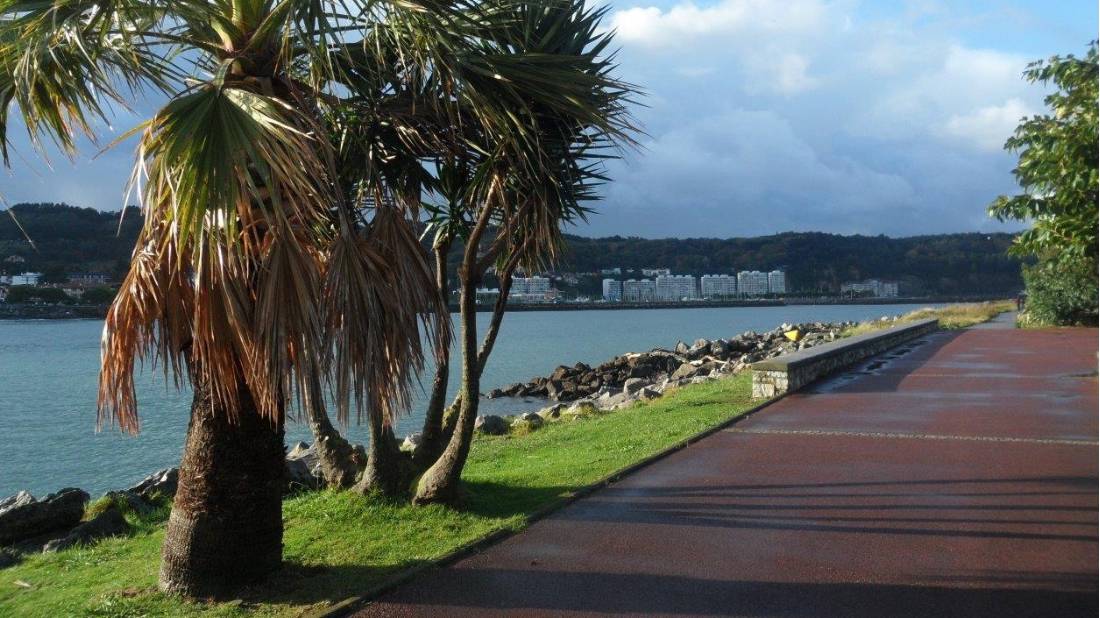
[0,303,939,497]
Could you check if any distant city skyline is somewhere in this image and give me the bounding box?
[0,0,1095,238]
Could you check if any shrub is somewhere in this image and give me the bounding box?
[1020,258,1099,326]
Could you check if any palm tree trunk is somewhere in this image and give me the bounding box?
[414,238,453,470]
[159,384,285,598]
[413,262,480,505]
[354,410,405,497]
[303,373,363,488]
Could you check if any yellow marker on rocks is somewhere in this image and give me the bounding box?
[784,329,801,342]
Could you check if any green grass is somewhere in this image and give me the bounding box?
[0,373,757,617]
[841,300,1016,337]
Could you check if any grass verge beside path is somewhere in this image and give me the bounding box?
[0,374,757,617]
[842,300,1015,336]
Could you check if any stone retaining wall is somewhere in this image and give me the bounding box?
[750,318,939,398]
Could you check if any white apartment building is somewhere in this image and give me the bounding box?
[602,279,623,302]
[767,270,786,294]
[11,272,42,286]
[700,274,737,299]
[841,279,899,298]
[737,270,769,297]
[642,268,671,277]
[509,276,553,303]
[622,279,656,303]
[655,275,697,301]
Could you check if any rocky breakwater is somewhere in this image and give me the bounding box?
[473,321,852,434]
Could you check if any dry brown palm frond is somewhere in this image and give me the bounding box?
[252,216,328,422]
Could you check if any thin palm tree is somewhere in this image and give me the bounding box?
[0,0,449,596]
[412,0,637,504]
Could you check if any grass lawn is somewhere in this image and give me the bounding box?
[842,300,1015,336]
[0,373,757,617]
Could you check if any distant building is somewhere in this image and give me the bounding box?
[767,270,786,294]
[841,279,899,298]
[655,275,697,301]
[622,279,656,303]
[737,270,769,297]
[642,268,671,277]
[602,279,622,302]
[4,255,25,264]
[509,276,553,303]
[11,272,42,286]
[67,272,109,286]
[0,286,7,303]
[475,287,500,305]
[700,274,737,299]
[599,267,621,276]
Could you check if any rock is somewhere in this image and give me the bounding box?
[0,488,88,546]
[550,365,572,381]
[670,362,701,381]
[512,413,544,431]
[638,386,662,400]
[42,507,128,553]
[538,403,566,420]
[284,442,322,490]
[486,388,505,399]
[0,547,20,569]
[475,415,508,435]
[622,377,648,395]
[0,492,35,517]
[597,392,632,410]
[128,468,178,501]
[675,340,689,354]
[565,400,599,417]
[401,432,423,451]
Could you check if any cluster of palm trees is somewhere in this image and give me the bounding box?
[0,0,634,598]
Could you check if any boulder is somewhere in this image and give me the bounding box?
[128,468,178,501]
[285,442,322,489]
[512,413,544,431]
[42,506,129,553]
[474,415,508,435]
[670,362,701,381]
[674,340,689,354]
[401,432,423,452]
[0,547,19,569]
[0,492,35,516]
[622,377,648,395]
[638,386,662,400]
[486,388,505,399]
[0,488,88,546]
[550,365,573,381]
[597,391,634,410]
[565,400,599,417]
[538,403,566,420]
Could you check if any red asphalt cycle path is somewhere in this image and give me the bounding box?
[359,318,1098,617]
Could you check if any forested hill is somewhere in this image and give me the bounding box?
[1,203,1023,294]
[0,203,142,281]
[560,232,1024,295]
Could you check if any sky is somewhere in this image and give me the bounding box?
[0,0,1096,239]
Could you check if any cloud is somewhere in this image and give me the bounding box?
[608,0,827,48]
[940,98,1032,151]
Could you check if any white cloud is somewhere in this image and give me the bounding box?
[941,98,1032,151]
[608,0,828,48]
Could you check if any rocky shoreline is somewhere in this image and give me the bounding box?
[463,320,855,436]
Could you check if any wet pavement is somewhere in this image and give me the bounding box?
[357,323,1098,617]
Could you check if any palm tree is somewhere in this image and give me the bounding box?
[0,0,448,596]
[413,0,636,504]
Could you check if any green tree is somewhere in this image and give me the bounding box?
[989,42,1098,324]
[1,0,449,596]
